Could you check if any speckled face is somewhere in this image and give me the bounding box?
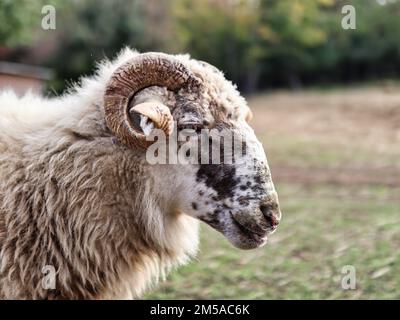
[170,59,282,249]
[179,121,281,250]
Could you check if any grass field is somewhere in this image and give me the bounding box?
[146,85,400,299]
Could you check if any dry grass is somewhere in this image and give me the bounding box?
[249,87,400,180]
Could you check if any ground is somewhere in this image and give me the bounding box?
[146,84,400,299]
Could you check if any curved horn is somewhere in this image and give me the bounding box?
[104,52,202,149]
[129,101,174,136]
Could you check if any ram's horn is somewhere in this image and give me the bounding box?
[129,102,174,136]
[104,52,202,149]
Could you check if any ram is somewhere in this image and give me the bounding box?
[0,48,281,299]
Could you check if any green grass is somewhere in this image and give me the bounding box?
[146,183,400,299]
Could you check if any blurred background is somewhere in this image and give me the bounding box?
[0,0,399,299]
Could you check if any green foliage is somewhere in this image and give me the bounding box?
[0,0,61,46]
[170,0,335,90]
[171,0,266,91]
[256,0,334,87]
[169,0,400,89]
[335,0,400,78]
[47,0,150,92]
[5,0,398,92]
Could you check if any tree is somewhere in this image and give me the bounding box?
[0,0,61,46]
[257,0,334,88]
[171,0,334,91]
[48,0,153,92]
[171,0,266,92]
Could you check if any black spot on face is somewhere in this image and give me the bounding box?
[191,202,198,210]
[214,209,222,215]
[197,164,239,200]
[254,175,263,185]
[198,190,204,196]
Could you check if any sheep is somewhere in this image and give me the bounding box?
[0,48,281,299]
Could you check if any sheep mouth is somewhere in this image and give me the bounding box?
[228,212,269,248]
[201,211,269,250]
[200,211,271,250]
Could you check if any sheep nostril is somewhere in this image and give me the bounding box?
[260,204,280,227]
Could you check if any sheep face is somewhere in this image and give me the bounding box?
[104,52,281,250]
[176,121,281,250]
[170,80,280,249]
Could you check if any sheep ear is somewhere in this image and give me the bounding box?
[129,102,174,136]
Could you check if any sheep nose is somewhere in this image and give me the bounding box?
[259,193,281,230]
[260,204,280,228]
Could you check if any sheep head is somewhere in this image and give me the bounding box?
[104,52,202,149]
[104,52,281,250]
